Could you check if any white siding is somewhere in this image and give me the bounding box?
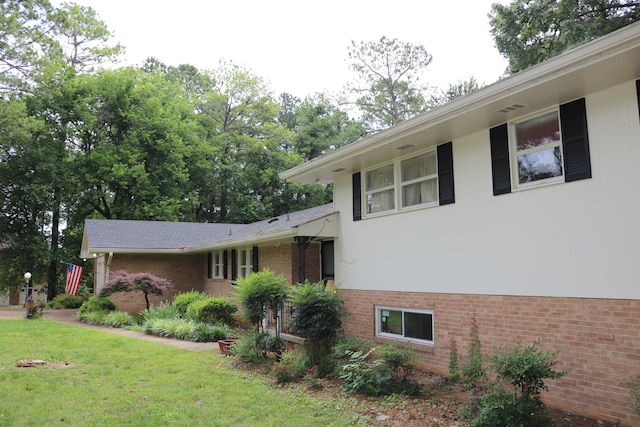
[334,80,640,300]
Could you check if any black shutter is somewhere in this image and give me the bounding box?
[206,252,212,279]
[352,172,362,221]
[437,141,455,205]
[231,249,237,280]
[560,98,591,182]
[636,80,640,121]
[252,246,259,273]
[223,250,228,279]
[489,124,512,195]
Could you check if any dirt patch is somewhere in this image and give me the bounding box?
[15,359,74,369]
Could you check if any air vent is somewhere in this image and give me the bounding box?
[497,104,525,113]
[332,168,346,173]
[396,144,415,150]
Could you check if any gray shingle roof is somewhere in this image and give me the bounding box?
[83,203,334,252]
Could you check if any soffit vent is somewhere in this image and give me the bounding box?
[497,104,525,113]
[396,144,415,150]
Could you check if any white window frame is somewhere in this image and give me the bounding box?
[510,108,564,190]
[363,148,439,218]
[237,247,253,278]
[209,250,224,279]
[375,306,434,344]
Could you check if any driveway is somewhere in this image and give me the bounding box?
[0,307,220,352]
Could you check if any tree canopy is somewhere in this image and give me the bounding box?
[490,0,640,73]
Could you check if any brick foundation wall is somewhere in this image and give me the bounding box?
[109,253,204,313]
[340,289,639,425]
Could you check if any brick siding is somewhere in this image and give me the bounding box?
[340,289,639,425]
[108,253,204,313]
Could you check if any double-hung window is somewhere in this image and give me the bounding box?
[490,98,591,196]
[376,306,434,344]
[360,142,453,219]
[513,110,563,186]
[207,251,224,279]
[237,248,253,278]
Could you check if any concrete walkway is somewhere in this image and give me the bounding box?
[0,307,220,352]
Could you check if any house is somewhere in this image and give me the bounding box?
[280,23,640,424]
[80,203,338,313]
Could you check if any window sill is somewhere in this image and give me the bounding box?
[373,336,435,354]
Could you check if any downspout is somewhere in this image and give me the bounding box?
[106,251,113,284]
[294,236,313,283]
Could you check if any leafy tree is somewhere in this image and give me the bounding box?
[431,77,483,107]
[0,0,56,92]
[346,36,433,130]
[281,92,366,161]
[99,270,174,310]
[489,0,640,74]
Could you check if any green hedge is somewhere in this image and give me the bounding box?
[186,297,237,325]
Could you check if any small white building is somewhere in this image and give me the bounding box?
[281,23,640,424]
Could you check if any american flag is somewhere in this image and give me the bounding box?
[65,263,84,296]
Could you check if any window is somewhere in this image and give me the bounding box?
[358,142,453,219]
[237,248,253,278]
[401,151,438,207]
[376,306,434,344]
[207,251,224,279]
[365,164,395,214]
[513,110,563,186]
[490,98,591,196]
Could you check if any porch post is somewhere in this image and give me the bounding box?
[294,236,313,283]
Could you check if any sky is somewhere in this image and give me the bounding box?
[56,0,510,98]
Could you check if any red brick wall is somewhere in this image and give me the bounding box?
[291,242,321,284]
[340,289,639,425]
[108,253,204,313]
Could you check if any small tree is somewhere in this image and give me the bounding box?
[100,270,174,311]
[234,269,289,335]
[290,281,346,365]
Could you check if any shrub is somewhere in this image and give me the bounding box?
[448,336,460,381]
[186,297,237,325]
[78,310,107,325]
[232,330,273,364]
[139,301,178,323]
[378,342,420,393]
[340,348,391,396]
[289,281,346,364]
[190,323,233,342]
[494,343,566,398]
[274,348,310,384]
[172,291,208,316]
[629,372,640,416]
[78,296,116,316]
[461,343,566,427]
[461,315,486,384]
[333,336,372,358]
[102,311,134,328]
[234,269,289,330]
[47,294,87,309]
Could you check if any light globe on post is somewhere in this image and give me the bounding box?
[23,272,32,319]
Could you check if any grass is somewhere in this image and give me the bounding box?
[0,318,359,426]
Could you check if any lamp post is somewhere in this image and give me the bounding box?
[23,272,32,319]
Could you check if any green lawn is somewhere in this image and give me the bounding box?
[0,318,358,426]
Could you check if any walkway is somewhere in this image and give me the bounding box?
[0,307,220,352]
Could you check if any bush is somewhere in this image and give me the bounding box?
[290,281,346,364]
[461,343,566,427]
[274,348,310,384]
[378,342,420,392]
[172,291,208,316]
[77,310,107,325]
[47,293,87,309]
[139,301,178,323]
[339,348,391,396]
[461,316,486,384]
[102,311,134,328]
[234,269,289,329]
[333,336,372,358]
[78,296,116,316]
[629,372,640,416]
[186,297,237,325]
[232,330,273,364]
